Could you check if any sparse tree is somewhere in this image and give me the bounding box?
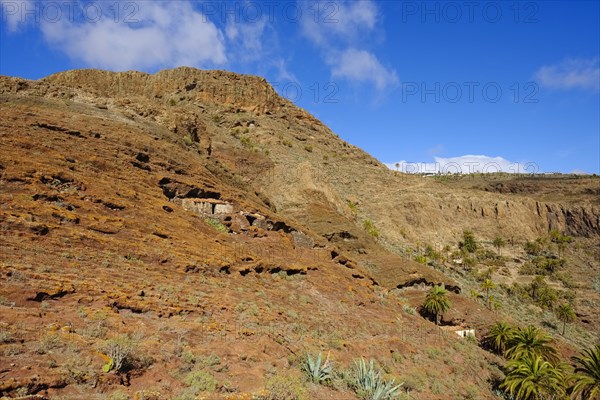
[480,278,496,309]
[488,294,501,310]
[493,236,506,256]
[423,285,451,325]
[555,303,576,336]
[529,276,547,301]
[463,256,477,272]
[443,245,452,263]
[570,345,600,400]
[536,287,558,310]
[549,229,562,243]
[459,230,478,253]
[557,241,568,259]
[524,241,543,256]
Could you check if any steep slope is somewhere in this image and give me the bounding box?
[6,68,597,285]
[0,68,598,399]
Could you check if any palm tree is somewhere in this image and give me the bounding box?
[423,285,451,325]
[555,303,576,336]
[485,321,515,356]
[501,355,566,400]
[480,278,496,309]
[529,276,547,301]
[460,230,478,253]
[505,325,559,363]
[570,345,600,400]
[493,236,506,256]
[536,287,558,310]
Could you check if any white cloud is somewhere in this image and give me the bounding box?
[535,57,600,91]
[40,2,226,71]
[300,0,378,46]
[329,48,398,91]
[271,58,297,82]
[226,15,270,63]
[299,0,396,93]
[223,9,296,84]
[570,169,590,175]
[386,155,539,174]
[1,0,33,32]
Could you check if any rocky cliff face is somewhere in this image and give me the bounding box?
[42,67,285,114]
[2,67,598,249]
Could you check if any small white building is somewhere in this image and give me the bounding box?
[454,329,476,338]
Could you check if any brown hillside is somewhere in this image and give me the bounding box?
[0,68,598,399]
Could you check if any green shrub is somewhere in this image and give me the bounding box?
[549,229,573,244]
[262,373,307,400]
[196,353,221,369]
[524,241,542,256]
[240,135,253,149]
[363,219,379,238]
[519,262,538,275]
[402,304,416,315]
[182,135,193,146]
[108,390,129,400]
[520,256,565,275]
[101,335,135,373]
[414,255,427,264]
[0,296,15,307]
[0,330,13,344]
[424,245,442,261]
[36,332,62,354]
[235,301,260,317]
[185,370,218,392]
[173,388,196,400]
[592,276,600,293]
[347,200,359,216]
[204,218,228,233]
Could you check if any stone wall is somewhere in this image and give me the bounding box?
[180,198,234,216]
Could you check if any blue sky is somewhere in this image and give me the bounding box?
[1,1,599,173]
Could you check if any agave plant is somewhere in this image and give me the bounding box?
[303,352,333,384]
[353,358,403,400]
